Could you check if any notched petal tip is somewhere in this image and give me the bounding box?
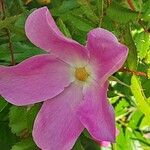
[87,27,118,43]
[25,7,54,52]
[87,27,129,85]
[25,7,89,65]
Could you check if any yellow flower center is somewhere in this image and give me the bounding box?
[75,67,89,82]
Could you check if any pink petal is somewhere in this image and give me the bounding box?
[100,128,119,147]
[33,83,84,150]
[100,141,110,147]
[87,28,128,84]
[77,81,116,142]
[0,54,72,106]
[25,7,89,65]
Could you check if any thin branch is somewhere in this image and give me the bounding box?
[0,33,7,37]
[5,29,15,65]
[24,0,32,5]
[127,0,135,11]
[99,0,104,27]
[111,143,115,150]
[138,19,150,33]
[119,67,148,78]
[0,0,6,19]
[0,0,15,65]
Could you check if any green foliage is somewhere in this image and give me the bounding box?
[0,15,21,30]
[9,0,25,15]
[77,0,99,24]
[106,1,138,24]
[11,138,38,150]
[131,75,150,121]
[0,96,8,112]
[0,0,150,149]
[57,18,72,38]
[0,121,18,150]
[0,104,19,150]
[135,31,150,60]
[124,25,138,70]
[8,104,41,149]
[9,104,41,136]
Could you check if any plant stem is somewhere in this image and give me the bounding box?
[0,0,15,65]
[127,0,135,11]
[119,67,148,78]
[111,143,115,150]
[98,0,104,27]
[5,29,15,65]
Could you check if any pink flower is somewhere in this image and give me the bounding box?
[100,128,119,147]
[0,7,128,150]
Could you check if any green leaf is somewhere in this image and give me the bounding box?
[140,115,150,128]
[0,96,8,112]
[11,137,37,150]
[0,42,44,65]
[96,0,103,17]
[132,130,150,148]
[130,75,150,120]
[0,121,18,150]
[73,139,85,150]
[26,104,41,132]
[10,12,29,42]
[147,68,150,79]
[9,0,25,16]
[116,126,134,150]
[106,2,138,24]
[67,14,94,32]
[77,0,99,24]
[9,104,41,136]
[115,98,130,118]
[109,76,130,88]
[135,31,150,60]
[145,51,150,64]
[51,0,79,16]
[9,106,28,136]
[142,0,150,21]
[124,25,138,70]
[80,135,100,150]
[128,110,143,129]
[57,18,72,38]
[0,15,21,30]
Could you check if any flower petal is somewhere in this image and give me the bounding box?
[25,7,89,66]
[99,128,119,147]
[33,83,84,150]
[100,141,110,147]
[77,82,116,142]
[87,28,128,84]
[0,54,72,106]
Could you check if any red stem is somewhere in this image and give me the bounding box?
[127,0,135,11]
[119,67,148,78]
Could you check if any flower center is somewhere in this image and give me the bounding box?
[75,67,89,82]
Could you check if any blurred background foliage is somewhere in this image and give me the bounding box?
[0,0,150,149]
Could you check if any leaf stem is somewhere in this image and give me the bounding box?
[119,67,148,78]
[127,0,135,11]
[111,143,115,150]
[100,0,103,27]
[1,0,15,65]
[138,19,150,33]
[5,29,15,65]
[0,0,6,19]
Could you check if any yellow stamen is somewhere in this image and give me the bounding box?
[75,67,89,82]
